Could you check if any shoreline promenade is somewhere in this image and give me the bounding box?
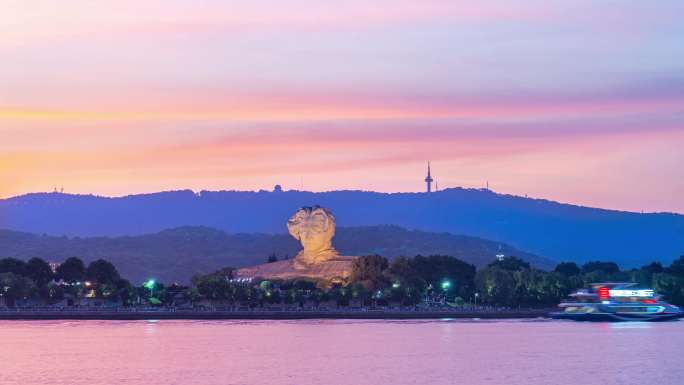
[0,308,551,321]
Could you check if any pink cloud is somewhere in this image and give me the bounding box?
[5,77,683,125]
[1,1,553,48]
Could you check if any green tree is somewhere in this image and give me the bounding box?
[310,288,329,308]
[554,262,581,277]
[56,257,86,283]
[641,262,664,274]
[581,261,620,275]
[86,259,121,285]
[329,285,351,308]
[350,283,371,306]
[511,270,570,306]
[0,258,27,276]
[44,282,65,304]
[667,255,684,277]
[386,256,427,294]
[283,288,303,305]
[25,257,54,286]
[539,272,572,304]
[474,267,515,306]
[0,272,35,306]
[626,262,664,287]
[183,287,202,304]
[488,256,531,272]
[194,274,233,301]
[351,255,388,289]
[653,273,684,306]
[411,255,475,299]
[115,279,137,305]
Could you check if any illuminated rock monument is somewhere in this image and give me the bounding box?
[235,206,355,284]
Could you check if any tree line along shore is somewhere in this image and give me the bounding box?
[1,254,684,310]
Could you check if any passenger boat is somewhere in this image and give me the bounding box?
[551,283,683,322]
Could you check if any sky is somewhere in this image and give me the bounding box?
[1,0,683,213]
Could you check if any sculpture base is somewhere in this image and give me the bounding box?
[235,257,356,286]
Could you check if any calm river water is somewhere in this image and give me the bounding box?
[1,319,683,385]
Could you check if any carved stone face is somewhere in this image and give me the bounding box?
[287,206,337,264]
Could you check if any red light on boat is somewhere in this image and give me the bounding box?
[642,299,657,304]
[598,287,610,300]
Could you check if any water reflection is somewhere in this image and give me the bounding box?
[609,321,653,329]
[0,320,681,385]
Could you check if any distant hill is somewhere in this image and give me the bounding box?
[0,225,547,284]
[1,188,682,267]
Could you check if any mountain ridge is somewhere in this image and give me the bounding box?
[5,188,681,215]
[1,187,682,267]
[0,225,548,283]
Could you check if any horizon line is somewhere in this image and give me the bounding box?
[1,186,681,216]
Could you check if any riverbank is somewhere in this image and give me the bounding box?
[0,309,551,320]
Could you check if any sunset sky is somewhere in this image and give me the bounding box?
[1,1,683,213]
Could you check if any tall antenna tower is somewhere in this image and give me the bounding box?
[424,161,434,193]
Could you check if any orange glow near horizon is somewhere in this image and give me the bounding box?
[1,1,683,213]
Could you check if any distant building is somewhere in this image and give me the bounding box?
[425,162,434,193]
[273,184,283,193]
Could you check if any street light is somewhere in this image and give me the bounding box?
[440,280,451,305]
[144,279,156,298]
[441,280,451,291]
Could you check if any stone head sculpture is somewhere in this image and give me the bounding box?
[287,206,339,266]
